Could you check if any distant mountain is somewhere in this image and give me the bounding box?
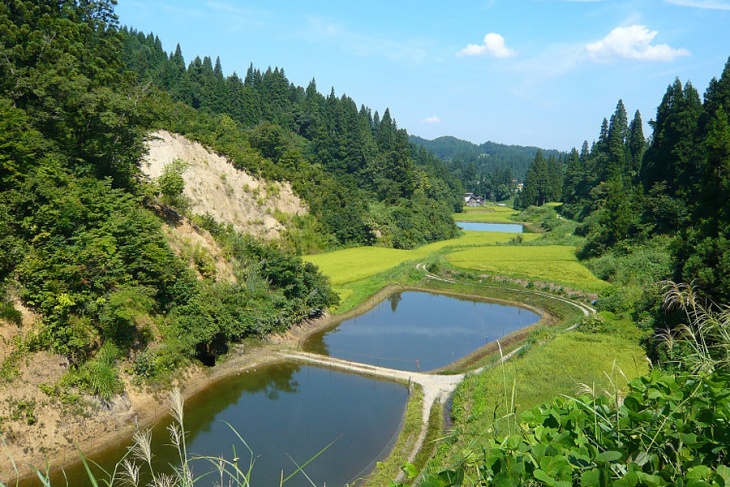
[410,135,566,200]
[410,135,564,179]
[409,135,481,160]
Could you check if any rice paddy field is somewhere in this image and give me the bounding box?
[304,227,605,312]
[452,205,520,223]
[304,231,541,287]
[446,245,610,293]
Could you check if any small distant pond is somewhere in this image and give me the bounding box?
[457,221,524,233]
[27,363,408,487]
[303,291,540,372]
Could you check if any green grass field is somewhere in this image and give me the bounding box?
[446,245,609,293]
[453,205,520,223]
[430,320,649,475]
[304,231,539,287]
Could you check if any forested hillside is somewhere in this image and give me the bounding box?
[410,134,564,202]
[0,0,462,406]
[515,58,730,333]
[120,28,462,250]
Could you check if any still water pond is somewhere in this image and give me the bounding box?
[303,291,540,371]
[27,292,538,486]
[30,363,407,487]
[457,222,524,233]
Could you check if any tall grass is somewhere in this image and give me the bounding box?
[7,389,329,487]
[659,280,730,373]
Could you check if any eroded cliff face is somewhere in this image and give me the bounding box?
[142,130,307,240]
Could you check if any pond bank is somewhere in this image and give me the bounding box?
[9,280,579,485]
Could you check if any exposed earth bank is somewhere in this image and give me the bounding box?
[0,131,310,482]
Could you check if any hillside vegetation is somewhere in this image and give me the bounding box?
[410,134,564,203]
[121,27,463,251]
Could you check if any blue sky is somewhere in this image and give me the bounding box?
[116,0,730,151]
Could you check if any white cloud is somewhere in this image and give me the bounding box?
[421,116,441,124]
[457,33,516,58]
[585,25,691,62]
[664,0,730,9]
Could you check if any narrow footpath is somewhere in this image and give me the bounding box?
[277,350,463,469]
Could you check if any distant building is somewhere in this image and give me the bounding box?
[464,193,484,207]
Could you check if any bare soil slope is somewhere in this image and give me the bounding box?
[142,130,307,240]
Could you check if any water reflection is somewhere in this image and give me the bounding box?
[388,291,402,312]
[27,363,407,487]
[457,222,524,233]
[304,291,540,371]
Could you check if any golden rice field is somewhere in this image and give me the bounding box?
[453,205,520,223]
[446,245,609,292]
[304,231,539,286]
[304,246,413,286]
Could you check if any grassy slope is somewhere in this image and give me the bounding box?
[429,319,649,477]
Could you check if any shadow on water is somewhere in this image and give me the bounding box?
[20,362,407,487]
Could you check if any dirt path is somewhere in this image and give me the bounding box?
[276,349,463,478]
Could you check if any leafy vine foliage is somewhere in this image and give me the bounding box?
[418,369,730,487]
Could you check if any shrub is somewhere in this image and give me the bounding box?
[0,300,21,325]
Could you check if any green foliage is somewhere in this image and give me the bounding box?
[61,344,124,400]
[410,134,563,200]
[157,157,189,208]
[121,29,462,250]
[0,0,344,383]
[423,368,730,487]
[517,149,563,209]
[0,300,21,325]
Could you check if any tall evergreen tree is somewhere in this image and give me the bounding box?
[607,99,629,181]
[627,110,646,180]
[519,149,551,207]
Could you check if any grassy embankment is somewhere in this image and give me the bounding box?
[304,208,648,484]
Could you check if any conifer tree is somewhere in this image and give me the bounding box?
[627,110,646,180]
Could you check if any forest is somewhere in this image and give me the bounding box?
[0,0,459,398]
[517,62,730,310]
[411,134,565,203]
